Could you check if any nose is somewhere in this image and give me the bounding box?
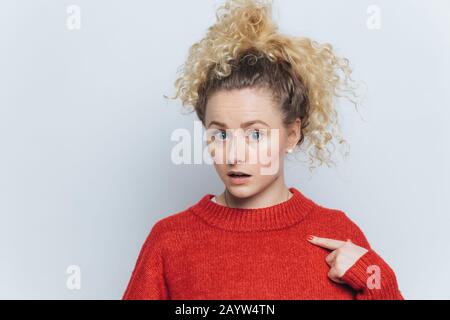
[226,130,246,164]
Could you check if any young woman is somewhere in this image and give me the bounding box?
[122,0,404,300]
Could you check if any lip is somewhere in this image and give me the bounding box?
[227,170,251,176]
[228,174,252,185]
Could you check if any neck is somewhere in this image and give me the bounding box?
[219,175,291,209]
[190,186,315,232]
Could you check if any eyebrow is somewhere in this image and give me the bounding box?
[207,120,270,129]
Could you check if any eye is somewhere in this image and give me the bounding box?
[247,129,263,141]
[213,130,228,141]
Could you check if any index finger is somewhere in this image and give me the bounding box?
[307,235,348,250]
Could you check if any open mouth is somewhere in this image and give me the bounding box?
[227,172,252,185]
[227,171,252,178]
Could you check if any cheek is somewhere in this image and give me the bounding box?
[213,162,227,177]
[253,138,284,157]
[257,133,286,159]
[249,141,284,176]
[209,142,227,164]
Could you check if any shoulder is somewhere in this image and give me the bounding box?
[311,204,372,249]
[148,208,195,235]
[142,208,199,247]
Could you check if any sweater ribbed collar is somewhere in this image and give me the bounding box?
[189,187,316,232]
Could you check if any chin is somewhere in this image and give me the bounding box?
[226,184,257,198]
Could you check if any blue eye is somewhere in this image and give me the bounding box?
[248,129,263,141]
[214,130,228,141]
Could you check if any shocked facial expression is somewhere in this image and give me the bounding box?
[205,86,298,198]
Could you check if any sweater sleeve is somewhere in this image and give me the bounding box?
[338,212,405,300]
[122,221,170,300]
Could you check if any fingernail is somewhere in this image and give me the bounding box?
[306,235,314,241]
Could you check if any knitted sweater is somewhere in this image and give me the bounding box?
[122,187,404,300]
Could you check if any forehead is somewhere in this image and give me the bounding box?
[205,87,282,127]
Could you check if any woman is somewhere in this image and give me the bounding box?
[122,0,404,300]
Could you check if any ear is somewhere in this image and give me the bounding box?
[286,118,301,150]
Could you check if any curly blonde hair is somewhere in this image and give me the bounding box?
[165,0,361,171]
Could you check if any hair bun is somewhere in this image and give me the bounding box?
[211,0,277,44]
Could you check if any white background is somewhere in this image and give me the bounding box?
[0,0,449,299]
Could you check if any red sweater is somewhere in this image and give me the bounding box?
[122,187,404,300]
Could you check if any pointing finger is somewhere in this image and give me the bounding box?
[307,235,347,250]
